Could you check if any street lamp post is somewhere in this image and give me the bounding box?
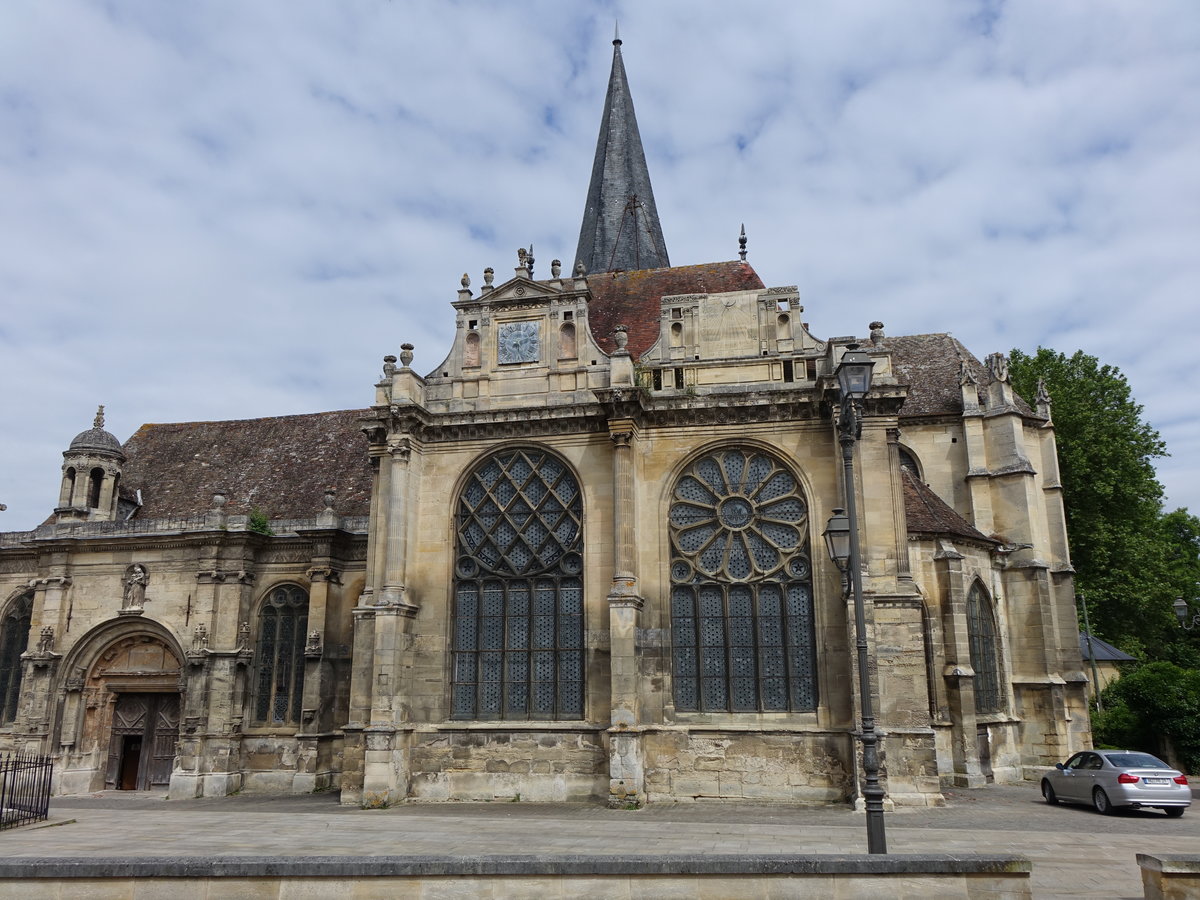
[1174,597,1200,630]
[822,344,887,855]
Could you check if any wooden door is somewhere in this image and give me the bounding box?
[105,693,180,790]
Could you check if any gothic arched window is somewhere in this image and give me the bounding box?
[967,582,1002,714]
[451,448,584,720]
[669,448,817,713]
[897,446,921,477]
[253,584,309,725]
[0,593,33,724]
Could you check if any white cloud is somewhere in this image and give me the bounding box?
[1,0,1198,526]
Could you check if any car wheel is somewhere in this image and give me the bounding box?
[1093,788,1114,815]
[1041,780,1058,804]
[1164,807,1185,818]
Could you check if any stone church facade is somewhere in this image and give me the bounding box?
[0,37,1089,806]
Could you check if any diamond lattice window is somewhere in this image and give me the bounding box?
[967,582,1002,714]
[669,449,817,712]
[452,448,584,720]
[254,584,309,725]
[0,593,32,724]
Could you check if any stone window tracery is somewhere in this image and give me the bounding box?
[253,584,309,725]
[451,448,584,720]
[669,449,817,712]
[0,593,33,724]
[967,582,1002,714]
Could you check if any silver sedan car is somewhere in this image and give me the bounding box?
[1041,749,1191,817]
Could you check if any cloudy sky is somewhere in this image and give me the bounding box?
[2,1,1198,530]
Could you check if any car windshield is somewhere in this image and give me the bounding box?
[1103,752,1168,769]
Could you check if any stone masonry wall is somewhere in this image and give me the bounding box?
[408,728,607,801]
[643,730,851,803]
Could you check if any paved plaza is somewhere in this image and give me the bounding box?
[4,782,1198,898]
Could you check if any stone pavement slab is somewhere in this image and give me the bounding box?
[3,783,1196,898]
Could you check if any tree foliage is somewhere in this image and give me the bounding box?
[1009,348,1176,651]
[1092,662,1200,774]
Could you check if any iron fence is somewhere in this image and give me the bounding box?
[0,751,53,830]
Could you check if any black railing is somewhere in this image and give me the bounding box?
[0,752,53,830]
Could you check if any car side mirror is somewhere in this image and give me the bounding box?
[1055,763,1065,770]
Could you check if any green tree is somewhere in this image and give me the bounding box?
[1093,661,1200,774]
[1008,349,1174,652]
[1160,508,1200,669]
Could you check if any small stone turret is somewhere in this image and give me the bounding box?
[57,405,125,523]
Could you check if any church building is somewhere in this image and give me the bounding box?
[0,36,1090,807]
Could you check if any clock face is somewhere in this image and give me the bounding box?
[497,321,540,364]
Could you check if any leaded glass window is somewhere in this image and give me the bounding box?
[967,582,1002,714]
[669,449,817,712]
[452,448,584,719]
[253,584,308,725]
[0,593,33,724]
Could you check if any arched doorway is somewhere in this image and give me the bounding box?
[79,633,182,791]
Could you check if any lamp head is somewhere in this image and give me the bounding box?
[1175,597,1190,625]
[824,508,851,571]
[836,345,875,399]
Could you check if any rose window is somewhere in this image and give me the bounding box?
[669,449,817,713]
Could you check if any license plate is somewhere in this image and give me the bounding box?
[1143,777,1168,785]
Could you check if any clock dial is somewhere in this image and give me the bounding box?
[498,321,540,364]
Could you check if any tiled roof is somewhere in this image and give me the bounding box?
[888,333,1035,419]
[1079,632,1135,662]
[587,260,766,358]
[121,409,373,520]
[902,469,994,544]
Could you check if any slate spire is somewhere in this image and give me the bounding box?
[574,30,669,274]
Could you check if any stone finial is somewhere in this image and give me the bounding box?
[551,259,562,278]
[986,352,1010,383]
[959,360,980,387]
[1035,378,1053,419]
[575,261,587,277]
[483,267,495,287]
[399,343,414,367]
[211,491,227,510]
[738,223,747,261]
[517,247,528,270]
[526,244,534,276]
[94,405,106,429]
[382,355,397,379]
[614,324,629,351]
[323,489,336,511]
[461,272,470,289]
[869,321,885,347]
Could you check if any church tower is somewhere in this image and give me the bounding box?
[56,405,125,523]
[574,29,670,274]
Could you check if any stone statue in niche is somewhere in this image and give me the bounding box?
[122,564,148,609]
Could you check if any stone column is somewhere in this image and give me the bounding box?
[340,604,376,806]
[606,420,645,807]
[295,562,338,793]
[359,436,418,807]
[380,437,416,610]
[886,428,912,584]
[360,450,387,606]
